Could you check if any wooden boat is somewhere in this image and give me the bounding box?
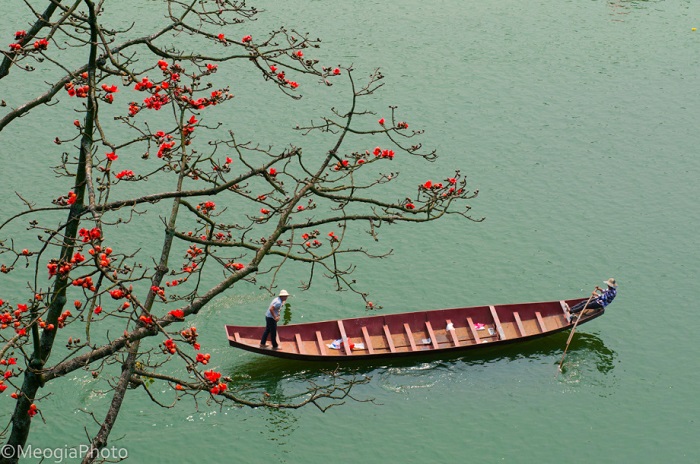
[224,298,604,361]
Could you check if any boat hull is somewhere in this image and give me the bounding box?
[224,298,603,361]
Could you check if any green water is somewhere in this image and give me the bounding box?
[2,0,700,462]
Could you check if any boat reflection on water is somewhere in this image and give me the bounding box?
[224,330,616,397]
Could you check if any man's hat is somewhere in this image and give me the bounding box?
[604,278,617,288]
[279,289,290,297]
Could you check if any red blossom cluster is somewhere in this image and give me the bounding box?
[27,404,38,417]
[139,315,153,326]
[225,262,245,271]
[301,231,322,248]
[180,326,199,350]
[33,38,48,50]
[420,176,463,198]
[155,131,176,158]
[105,151,118,161]
[64,82,90,98]
[196,353,211,365]
[241,35,252,43]
[197,201,216,215]
[151,285,166,302]
[203,370,227,395]
[101,83,119,103]
[332,159,350,171]
[109,289,126,299]
[14,30,26,40]
[182,261,198,274]
[78,227,101,243]
[143,92,170,110]
[213,156,233,172]
[372,146,395,159]
[56,310,72,329]
[269,65,299,89]
[46,260,71,277]
[328,231,339,242]
[90,245,113,267]
[115,169,135,180]
[164,338,177,354]
[72,276,96,292]
[168,309,185,319]
[66,191,77,205]
[0,303,29,333]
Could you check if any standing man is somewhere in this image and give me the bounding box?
[568,278,618,321]
[260,289,289,349]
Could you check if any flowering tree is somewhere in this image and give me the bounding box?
[0,0,480,462]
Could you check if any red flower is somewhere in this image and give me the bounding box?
[33,38,48,50]
[378,118,385,125]
[448,177,457,184]
[422,180,433,189]
[397,121,409,129]
[242,35,252,43]
[164,339,177,354]
[206,63,218,71]
[106,152,118,161]
[28,404,38,417]
[333,68,341,75]
[169,309,185,319]
[260,208,270,214]
[405,203,415,210]
[295,50,304,58]
[94,306,102,315]
[9,43,21,51]
[217,33,226,42]
[270,65,277,72]
[15,31,26,40]
[203,369,221,383]
[268,168,277,176]
[66,191,77,205]
[115,170,135,180]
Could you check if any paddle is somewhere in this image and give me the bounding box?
[557,290,597,372]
